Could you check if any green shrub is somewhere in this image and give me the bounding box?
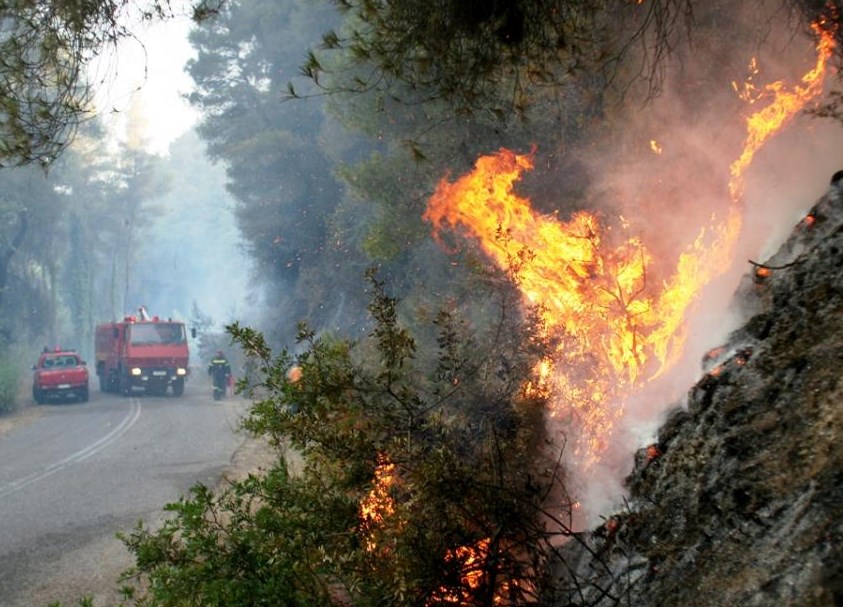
[0,349,22,415]
[120,269,568,606]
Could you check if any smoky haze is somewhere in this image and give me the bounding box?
[128,130,255,333]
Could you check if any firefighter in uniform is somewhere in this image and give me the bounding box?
[208,350,231,399]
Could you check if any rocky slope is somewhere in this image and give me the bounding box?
[552,174,843,607]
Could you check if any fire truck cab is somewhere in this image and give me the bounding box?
[95,315,192,397]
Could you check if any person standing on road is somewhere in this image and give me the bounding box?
[208,350,231,399]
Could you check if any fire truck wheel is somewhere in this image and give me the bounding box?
[172,378,185,397]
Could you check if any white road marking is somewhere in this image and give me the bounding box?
[0,400,142,499]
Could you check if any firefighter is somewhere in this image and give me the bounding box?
[208,350,231,400]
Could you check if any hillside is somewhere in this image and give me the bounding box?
[552,173,843,606]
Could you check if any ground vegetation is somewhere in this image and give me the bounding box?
[116,268,571,606]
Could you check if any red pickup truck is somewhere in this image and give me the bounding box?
[32,349,90,404]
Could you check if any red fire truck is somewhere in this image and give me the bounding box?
[95,314,193,396]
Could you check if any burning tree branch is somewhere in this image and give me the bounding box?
[747,258,804,271]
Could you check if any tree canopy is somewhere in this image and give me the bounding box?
[0,0,223,168]
[297,0,842,119]
[2,0,840,167]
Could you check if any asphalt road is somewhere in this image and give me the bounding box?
[0,381,250,607]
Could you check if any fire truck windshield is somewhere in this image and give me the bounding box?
[128,323,186,346]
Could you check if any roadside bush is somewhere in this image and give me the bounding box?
[0,347,23,415]
[118,269,571,606]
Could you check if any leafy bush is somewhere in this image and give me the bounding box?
[0,347,23,415]
[119,269,572,606]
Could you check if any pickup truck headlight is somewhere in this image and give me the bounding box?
[176,368,187,376]
[130,367,142,376]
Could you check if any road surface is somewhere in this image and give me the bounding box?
[0,382,251,607]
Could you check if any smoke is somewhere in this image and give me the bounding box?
[130,130,258,334]
[550,3,843,527]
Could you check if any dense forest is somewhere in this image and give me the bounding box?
[1,0,842,604]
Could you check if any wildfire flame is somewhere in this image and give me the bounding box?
[729,21,835,202]
[359,459,508,603]
[423,24,835,471]
[359,455,397,552]
[425,150,696,464]
[430,538,494,605]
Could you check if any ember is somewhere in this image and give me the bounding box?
[734,347,754,366]
[754,266,772,284]
[646,444,662,461]
[800,213,817,231]
[703,346,726,364]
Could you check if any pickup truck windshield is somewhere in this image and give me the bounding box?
[128,323,186,346]
[42,355,79,368]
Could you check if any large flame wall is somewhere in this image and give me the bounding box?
[423,23,835,517]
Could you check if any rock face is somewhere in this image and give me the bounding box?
[551,176,843,607]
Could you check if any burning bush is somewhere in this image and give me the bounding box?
[119,269,573,605]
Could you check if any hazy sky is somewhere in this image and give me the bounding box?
[91,14,198,155]
[86,11,256,330]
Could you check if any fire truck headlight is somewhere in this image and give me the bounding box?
[176,368,187,376]
[130,368,142,376]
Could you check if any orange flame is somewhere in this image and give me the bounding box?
[430,538,493,605]
[729,22,835,202]
[360,461,510,603]
[423,24,834,470]
[359,455,397,552]
[754,266,772,280]
[425,151,692,464]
